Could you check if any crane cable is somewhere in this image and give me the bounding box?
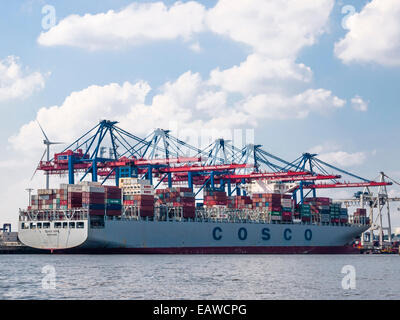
[383,173,400,187]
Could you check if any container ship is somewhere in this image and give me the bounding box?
[18,179,370,254]
[18,120,382,254]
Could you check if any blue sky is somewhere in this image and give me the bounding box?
[1,0,400,228]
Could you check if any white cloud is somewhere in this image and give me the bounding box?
[35,0,342,116]
[206,0,332,96]
[241,89,345,120]
[318,151,366,167]
[189,42,202,53]
[351,95,368,112]
[206,0,334,58]
[37,0,334,58]
[0,56,45,102]
[208,54,312,95]
[38,2,206,50]
[17,0,346,152]
[335,0,400,66]
[10,70,347,156]
[309,144,366,167]
[9,81,151,152]
[0,159,31,169]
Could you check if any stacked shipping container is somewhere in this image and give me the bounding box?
[27,182,366,225]
[227,195,253,209]
[30,182,123,217]
[302,197,349,224]
[353,208,367,224]
[120,178,154,217]
[303,197,331,223]
[155,187,196,218]
[252,193,293,221]
[104,186,122,216]
[82,184,104,215]
[203,190,228,207]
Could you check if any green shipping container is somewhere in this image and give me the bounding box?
[107,199,121,205]
[270,211,282,216]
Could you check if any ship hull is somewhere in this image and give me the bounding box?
[19,219,368,254]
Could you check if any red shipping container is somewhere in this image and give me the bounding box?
[183,207,195,218]
[106,210,121,216]
[89,209,105,216]
[133,195,154,201]
[140,209,154,217]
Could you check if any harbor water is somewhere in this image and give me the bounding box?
[0,254,399,300]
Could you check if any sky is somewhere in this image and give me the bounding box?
[1,0,400,230]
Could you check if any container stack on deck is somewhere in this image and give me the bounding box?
[297,204,311,222]
[58,185,68,209]
[81,183,104,215]
[227,195,253,209]
[251,193,293,222]
[120,178,154,217]
[30,189,58,210]
[340,208,349,224]
[76,182,123,217]
[26,180,368,226]
[155,187,196,218]
[301,197,349,224]
[302,197,331,223]
[104,186,122,216]
[330,203,341,224]
[353,208,367,224]
[281,195,293,222]
[204,190,228,208]
[30,182,123,216]
[67,184,83,209]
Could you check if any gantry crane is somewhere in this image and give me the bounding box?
[332,172,400,248]
[32,120,393,213]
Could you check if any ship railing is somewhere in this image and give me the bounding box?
[193,207,271,224]
[109,206,370,227]
[19,208,89,222]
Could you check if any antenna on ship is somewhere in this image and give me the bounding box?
[31,120,64,189]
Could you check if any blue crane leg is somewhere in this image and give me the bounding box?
[68,155,74,185]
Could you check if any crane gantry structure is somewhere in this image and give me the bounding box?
[332,172,400,248]
[34,120,392,210]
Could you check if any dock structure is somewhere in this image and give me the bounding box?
[0,223,45,254]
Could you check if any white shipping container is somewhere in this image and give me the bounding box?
[60,184,74,190]
[281,199,292,206]
[78,181,102,187]
[119,178,151,186]
[38,189,54,195]
[122,185,154,191]
[81,186,105,193]
[68,185,83,192]
[123,190,155,195]
[124,185,153,190]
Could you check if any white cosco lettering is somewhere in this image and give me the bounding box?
[198,305,247,315]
